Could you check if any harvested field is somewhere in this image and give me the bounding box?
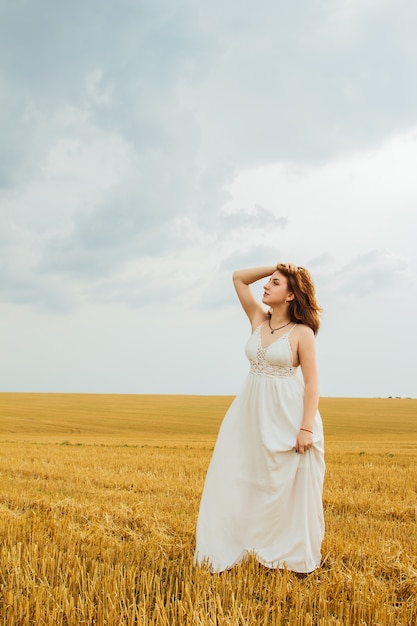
[0,394,416,625]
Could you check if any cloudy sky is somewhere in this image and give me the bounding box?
[1,0,416,398]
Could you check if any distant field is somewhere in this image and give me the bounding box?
[0,394,416,625]
[0,393,415,443]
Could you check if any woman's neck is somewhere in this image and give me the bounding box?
[269,308,290,325]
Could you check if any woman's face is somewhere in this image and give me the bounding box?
[262,271,292,307]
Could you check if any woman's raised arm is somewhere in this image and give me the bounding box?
[232,266,276,327]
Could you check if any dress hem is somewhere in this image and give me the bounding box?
[195,549,322,575]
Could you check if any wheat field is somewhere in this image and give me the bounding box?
[0,393,416,625]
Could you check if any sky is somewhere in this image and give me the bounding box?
[1,0,416,398]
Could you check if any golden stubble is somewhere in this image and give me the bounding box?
[0,394,416,625]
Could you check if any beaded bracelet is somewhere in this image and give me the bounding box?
[299,428,313,434]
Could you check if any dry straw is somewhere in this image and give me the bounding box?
[0,393,416,625]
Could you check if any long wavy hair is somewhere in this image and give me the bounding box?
[274,263,322,335]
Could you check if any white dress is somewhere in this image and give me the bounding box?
[194,322,325,573]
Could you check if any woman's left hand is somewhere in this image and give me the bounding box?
[295,429,313,454]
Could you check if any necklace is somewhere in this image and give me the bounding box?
[268,319,291,334]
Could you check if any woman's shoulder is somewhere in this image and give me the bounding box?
[292,323,315,339]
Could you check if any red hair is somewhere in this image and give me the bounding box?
[275,263,322,335]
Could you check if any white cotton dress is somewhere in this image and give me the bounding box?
[194,322,325,574]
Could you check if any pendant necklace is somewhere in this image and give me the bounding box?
[268,319,291,334]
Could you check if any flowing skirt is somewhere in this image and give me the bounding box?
[194,372,325,573]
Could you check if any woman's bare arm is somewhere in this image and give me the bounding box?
[295,325,320,453]
[232,266,276,327]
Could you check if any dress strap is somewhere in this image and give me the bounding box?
[287,323,297,336]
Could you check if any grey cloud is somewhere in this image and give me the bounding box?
[220,205,288,230]
[0,2,199,95]
[0,264,74,312]
[185,1,417,166]
[4,0,416,183]
[0,1,212,188]
[38,206,178,278]
[320,250,410,297]
[2,0,417,313]
[307,254,335,270]
[3,0,417,184]
[220,246,283,272]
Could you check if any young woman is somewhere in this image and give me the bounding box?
[194,263,325,574]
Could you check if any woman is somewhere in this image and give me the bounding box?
[194,263,325,574]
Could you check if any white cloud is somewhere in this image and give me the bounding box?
[219,128,417,273]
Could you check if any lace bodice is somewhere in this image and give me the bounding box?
[245,323,297,378]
